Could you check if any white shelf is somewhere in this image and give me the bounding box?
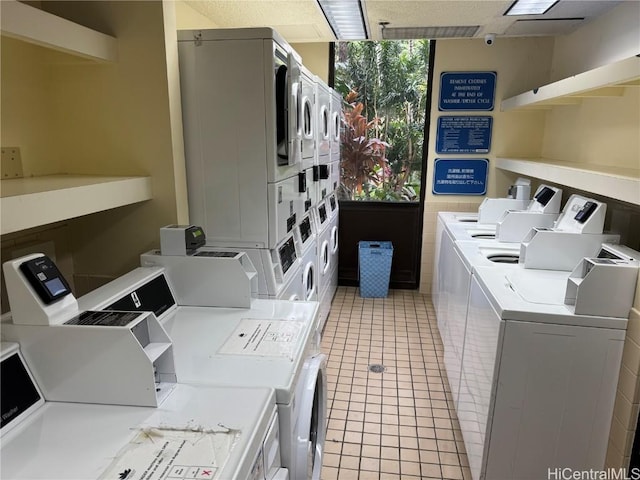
[0,0,117,62]
[495,157,640,206]
[501,56,640,111]
[1,175,152,234]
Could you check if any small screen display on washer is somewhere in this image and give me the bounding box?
[329,196,336,211]
[1,353,42,430]
[574,201,598,223]
[534,187,555,206]
[19,256,72,305]
[318,205,327,223]
[278,237,297,275]
[299,218,312,243]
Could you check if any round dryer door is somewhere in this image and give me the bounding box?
[330,226,338,254]
[303,97,313,139]
[295,354,327,480]
[321,240,330,274]
[302,261,316,301]
[332,111,340,141]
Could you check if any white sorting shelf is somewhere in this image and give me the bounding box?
[144,342,172,363]
[0,0,117,62]
[495,157,640,206]
[1,175,152,234]
[501,56,640,111]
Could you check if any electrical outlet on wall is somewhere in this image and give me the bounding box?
[1,147,24,179]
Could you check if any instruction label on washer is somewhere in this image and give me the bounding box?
[99,428,239,480]
[218,319,303,357]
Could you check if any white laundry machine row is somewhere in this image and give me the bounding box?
[0,343,287,480]
[458,256,637,480]
[77,266,328,480]
[178,28,306,250]
[0,257,290,480]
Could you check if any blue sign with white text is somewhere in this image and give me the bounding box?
[436,116,493,154]
[439,72,496,111]
[433,158,488,195]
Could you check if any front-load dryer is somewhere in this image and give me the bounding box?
[0,342,287,480]
[330,88,341,162]
[178,27,304,249]
[300,66,316,171]
[315,77,331,163]
[78,272,327,480]
[297,214,318,303]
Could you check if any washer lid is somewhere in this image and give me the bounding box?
[164,300,319,405]
[473,266,628,329]
[0,384,276,480]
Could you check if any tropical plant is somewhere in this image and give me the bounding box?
[335,40,429,202]
[339,91,390,200]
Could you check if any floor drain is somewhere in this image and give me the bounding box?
[369,364,385,373]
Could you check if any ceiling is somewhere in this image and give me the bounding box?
[176,0,623,43]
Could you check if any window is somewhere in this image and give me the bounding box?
[335,40,430,202]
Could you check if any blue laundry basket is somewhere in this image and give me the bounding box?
[358,241,393,298]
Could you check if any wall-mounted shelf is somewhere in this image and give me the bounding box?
[1,175,152,234]
[495,157,640,206]
[0,0,117,62]
[501,56,640,111]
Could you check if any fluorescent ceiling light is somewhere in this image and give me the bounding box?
[505,0,559,16]
[318,0,368,40]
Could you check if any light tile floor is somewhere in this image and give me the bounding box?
[320,287,471,480]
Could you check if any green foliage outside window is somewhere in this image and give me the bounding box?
[335,40,430,202]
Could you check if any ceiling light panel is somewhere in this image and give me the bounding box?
[505,0,559,16]
[318,0,368,39]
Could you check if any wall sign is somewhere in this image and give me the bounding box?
[433,158,488,195]
[436,116,493,154]
[439,72,496,111]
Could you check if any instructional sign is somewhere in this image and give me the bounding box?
[439,72,496,111]
[99,428,239,480]
[436,116,492,154]
[433,158,488,195]
[219,319,303,357]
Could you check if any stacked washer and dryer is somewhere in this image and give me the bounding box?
[177,27,341,333]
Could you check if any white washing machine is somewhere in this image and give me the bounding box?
[458,262,631,480]
[297,213,318,303]
[300,65,316,171]
[314,201,332,329]
[207,233,302,300]
[78,270,327,480]
[440,240,521,408]
[327,194,339,301]
[0,342,287,480]
[178,28,304,249]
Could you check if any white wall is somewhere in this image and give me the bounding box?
[291,42,330,83]
[420,36,554,293]
[1,1,189,294]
